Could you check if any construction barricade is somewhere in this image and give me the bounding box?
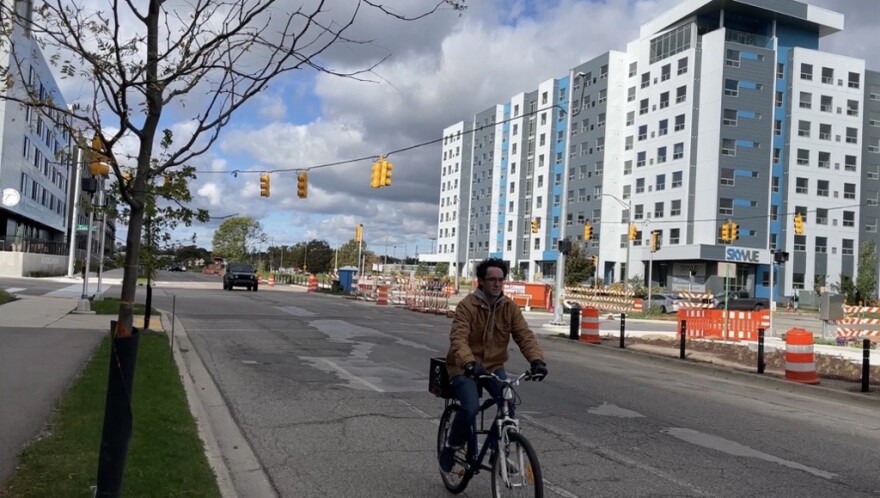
[564,286,643,314]
[834,305,880,344]
[307,274,318,293]
[377,285,389,305]
[268,274,276,287]
[677,309,769,342]
[784,328,820,384]
[579,307,600,344]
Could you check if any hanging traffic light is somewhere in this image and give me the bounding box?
[530,218,539,234]
[650,231,661,252]
[730,221,739,241]
[583,223,593,240]
[721,221,731,242]
[355,224,363,242]
[628,224,637,241]
[297,171,308,199]
[370,161,382,188]
[89,134,110,177]
[260,173,271,197]
[380,156,393,187]
[793,213,804,235]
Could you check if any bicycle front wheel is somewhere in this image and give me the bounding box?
[437,404,474,494]
[491,430,543,498]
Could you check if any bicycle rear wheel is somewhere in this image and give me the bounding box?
[437,404,474,493]
[491,430,543,498]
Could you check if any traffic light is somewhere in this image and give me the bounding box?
[583,223,593,240]
[721,221,730,242]
[530,218,539,234]
[793,213,804,235]
[370,161,382,188]
[628,224,637,241]
[260,173,270,197]
[650,231,661,252]
[730,221,739,241]
[590,255,598,266]
[297,171,308,199]
[379,156,393,187]
[89,134,110,177]
[355,224,363,242]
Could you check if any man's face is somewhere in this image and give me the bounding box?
[480,266,505,300]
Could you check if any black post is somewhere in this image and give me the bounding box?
[619,313,626,349]
[757,328,765,374]
[862,339,871,393]
[143,283,153,331]
[96,322,140,497]
[679,320,687,359]
[569,305,581,341]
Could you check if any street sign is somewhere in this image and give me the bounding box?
[76,224,98,232]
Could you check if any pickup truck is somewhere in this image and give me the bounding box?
[710,291,769,311]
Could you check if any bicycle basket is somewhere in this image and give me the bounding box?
[428,356,454,399]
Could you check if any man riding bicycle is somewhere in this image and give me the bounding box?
[439,258,548,473]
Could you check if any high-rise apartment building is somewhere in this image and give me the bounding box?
[425,0,880,300]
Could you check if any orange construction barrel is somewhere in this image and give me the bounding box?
[377,285,389,305]
[580,307,600,344]
[784,328,820,384]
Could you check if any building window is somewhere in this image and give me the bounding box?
[724,79,739,97]
[820,95,832,113]
[797,149,809,166]
[776,91,783,108]
[639,98,649,115]
[656,174,666,191]
[794,235,806,252]
[795,177,808,194]
[672,171,682,188]
[721,139,736,156]
[641,72,650,89]
[818,151,830,169]
[629,62,637,77]
[843,211,855,227]
[819,123,831,140]
[659,119,668,136]
[671,199,681,216]
[777,63,784,79]
[798,120,810,138]
[799,92,811,109]
[816,208,828,225]
[627,86,636,102]
[721,168,735,186]
[635,178,645,194]
[636,152,646,167]
[774,119,782,136]
[843,239,854,255]
[800,63,813,80]
[654,202,664,218]
[723,109,737,126]
[719,198,733,216]
[849,72,860,89]
[660,91,669,109]
[661,63,671,81]
[815,237,827,254]
[675,86,687,103]
[638,125,648,141]
[674,114,685,131]
[726,49,740,67]
[846,127,858,144]
[624,160,632,175]
[847,100,859,117]
[625,136,634,151]
[634,205,644,220]
[844,183,856,199]
[678,56,688,75]
[626,111,635,126]
[657,146,667,163]
[670,228,680,245]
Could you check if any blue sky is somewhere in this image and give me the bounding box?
[69,0,878,258]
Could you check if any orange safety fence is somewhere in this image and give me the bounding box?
[677,309,770,342]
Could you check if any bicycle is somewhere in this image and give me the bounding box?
[434,368,543,497]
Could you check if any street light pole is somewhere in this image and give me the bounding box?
[67,146,84,278]
[552,69,579,324]
[601,193,633,296]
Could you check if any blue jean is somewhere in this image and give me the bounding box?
[446,368,508,448]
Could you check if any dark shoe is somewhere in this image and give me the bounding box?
[439,444,461,473]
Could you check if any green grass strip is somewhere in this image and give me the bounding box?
[2,331,220,497]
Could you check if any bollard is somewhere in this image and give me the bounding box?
[679,320,687,359]
[757,328,765,374]
[569,305,581,341]
[619,313,626,349]
[863,339,871,393]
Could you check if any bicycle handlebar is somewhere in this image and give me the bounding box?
[477,370,543,384]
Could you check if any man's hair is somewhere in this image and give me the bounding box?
[475,258,508,280]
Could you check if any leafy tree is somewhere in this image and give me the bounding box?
[175,245,210,265]
[831,274,858,305]
[212,217,266,262]
[563,243,593,286]
[435,262,449,277]
[415,262,430,278]
[335,238,375,269]
[856,240,878,305]
[814,274,827,297]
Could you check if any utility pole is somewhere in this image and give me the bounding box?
[67,146,84,278]
[96,177,107,299]
[75,188,95,313]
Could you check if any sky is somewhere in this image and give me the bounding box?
[54,0,880,259]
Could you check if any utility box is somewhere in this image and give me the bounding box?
[337,266,359,294]
[820,294,844,321]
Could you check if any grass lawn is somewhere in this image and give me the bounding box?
[0,290,16,306]
[89,297,156,316]
[1,331,220,497]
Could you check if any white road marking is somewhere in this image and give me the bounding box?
[4,287,26,294]
[321,358,385,393]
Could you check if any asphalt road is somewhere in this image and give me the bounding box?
[142,275,880,498]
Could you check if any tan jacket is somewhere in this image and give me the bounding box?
[445,290,544,377]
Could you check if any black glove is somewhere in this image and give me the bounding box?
[464,361,489,379]
[529,360,548,381]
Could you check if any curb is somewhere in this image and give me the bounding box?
[160,310,277,498]
[546,335,880,408]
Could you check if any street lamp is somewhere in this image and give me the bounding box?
[601,193,633,296]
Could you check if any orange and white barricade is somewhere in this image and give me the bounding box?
[377,285,389,305]
[268,274,276,287]
[580,307,600,344]
[784,328,819,384]
[307,274,318,293]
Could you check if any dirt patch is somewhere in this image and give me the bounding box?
[621,336,880,386]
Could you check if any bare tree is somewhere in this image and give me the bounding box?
[1,0,464,493]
